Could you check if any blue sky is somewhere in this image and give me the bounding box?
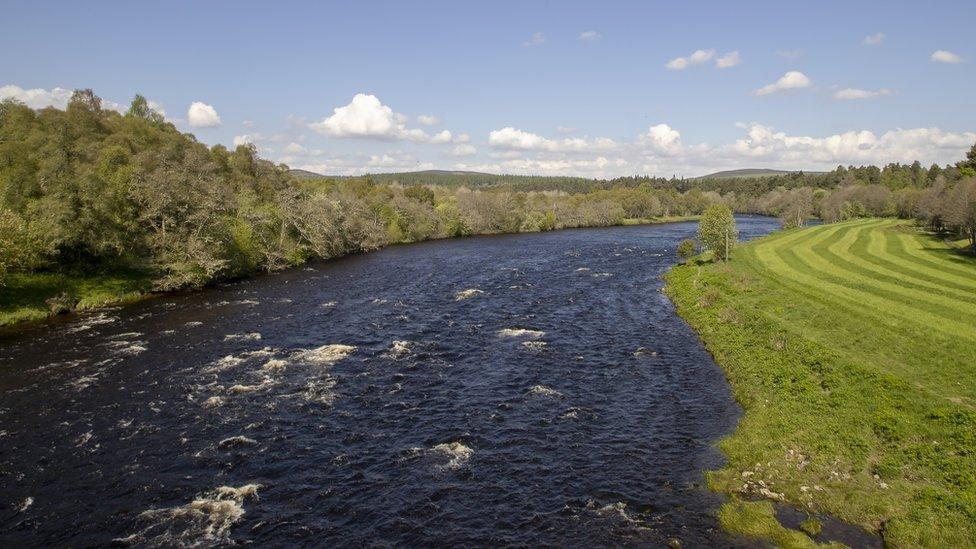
[2,0,974,177]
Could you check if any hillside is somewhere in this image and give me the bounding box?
[697,168,825,179]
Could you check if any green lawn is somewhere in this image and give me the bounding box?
[0,269,153,327]
[665,218,976,548]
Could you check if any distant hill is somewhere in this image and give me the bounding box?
[696,168,825,179]
[288,168,328,180]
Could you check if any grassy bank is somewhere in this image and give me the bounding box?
[665,218,976,547]
[0,269,153,327]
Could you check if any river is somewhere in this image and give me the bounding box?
[0,216,780,547]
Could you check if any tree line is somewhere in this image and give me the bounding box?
[2,89,975,295]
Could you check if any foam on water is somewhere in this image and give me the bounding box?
[528,385,562,397]
[17,497,33,512]
[224,332,262,342]
[430,441,474,470]
[304,376,338,405]
[119,484,261,546]
[497,328,545,338]
[218,436,258,449]
[203,396,226,408]
[454,289,484,301]
[227,378,277,394]
[294,344,356,365]
[520,340,547,351]
[384,340,412,359]
[262,359,288,372]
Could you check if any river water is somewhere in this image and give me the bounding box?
[0,216,779,547]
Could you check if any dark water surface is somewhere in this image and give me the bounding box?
[0,216,780,547]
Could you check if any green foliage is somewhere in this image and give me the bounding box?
[665,219,976,547]
[676,238,697,263]
[697,204,738,260]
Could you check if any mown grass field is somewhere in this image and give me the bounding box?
[665,218,976,548]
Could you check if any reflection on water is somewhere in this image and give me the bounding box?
[0,217,779,546]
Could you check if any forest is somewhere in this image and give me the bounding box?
[1,90,975,302]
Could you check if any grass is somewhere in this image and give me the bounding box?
[665,218,976,547]
[0,268,153,327]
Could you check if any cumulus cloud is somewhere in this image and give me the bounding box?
[715,51,742,68]
[188,101,221,127]
[579,30,601,42]
[556,126,576,134]
[638,124,683,155]
[666,49,715,70]
[0,84,74,109]
[451,144,477,157]
[523,32,545,47]
[417,114,440,125]
[488,127,616,153]
[310,93,431,141]
[430,130,453,144]
[863,32,886,45]
[722,124,975,169]
[453,133,471,143]
[754,71,811,95]
[283,142,307,154]
[233,135,253,147]
[931,50,964,64]
[833,88,892,100]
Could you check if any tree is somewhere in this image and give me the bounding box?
[955,141,976,175]
[944,178,976,252]
[676,238,697,263]
[698,204,737,261]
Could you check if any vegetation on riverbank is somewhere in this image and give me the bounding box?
[665,218,976,547]
[2,90,974,328]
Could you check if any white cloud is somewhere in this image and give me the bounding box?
[417,114,440,125]
[638,124,683,155]
[451,144,477,157]
[556,126,576,134]
[188,101,221,127]
[931,50,964,64]
[0,85,74,109]
[833,88,892,100]
[863,32,886,45]
[283,142,307,154]
[242,120,254,128]
[285,122,975,179]
[722,124,975,169]
[310,93,431,141]
[453,133,471,143]
[233,135,252,147]
[666,49,715,70]
[579,30,601,42]
[430,130,453,144]
[715,51,742,68]
[488,127,616,152]
[523,32,545,47]
[754,71,811,95]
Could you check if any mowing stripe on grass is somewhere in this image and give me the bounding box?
[756,223,976,343]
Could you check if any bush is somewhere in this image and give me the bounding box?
[676,238,697,263]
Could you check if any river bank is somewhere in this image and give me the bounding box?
[664,218,976,547]
[0,215,700,329]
